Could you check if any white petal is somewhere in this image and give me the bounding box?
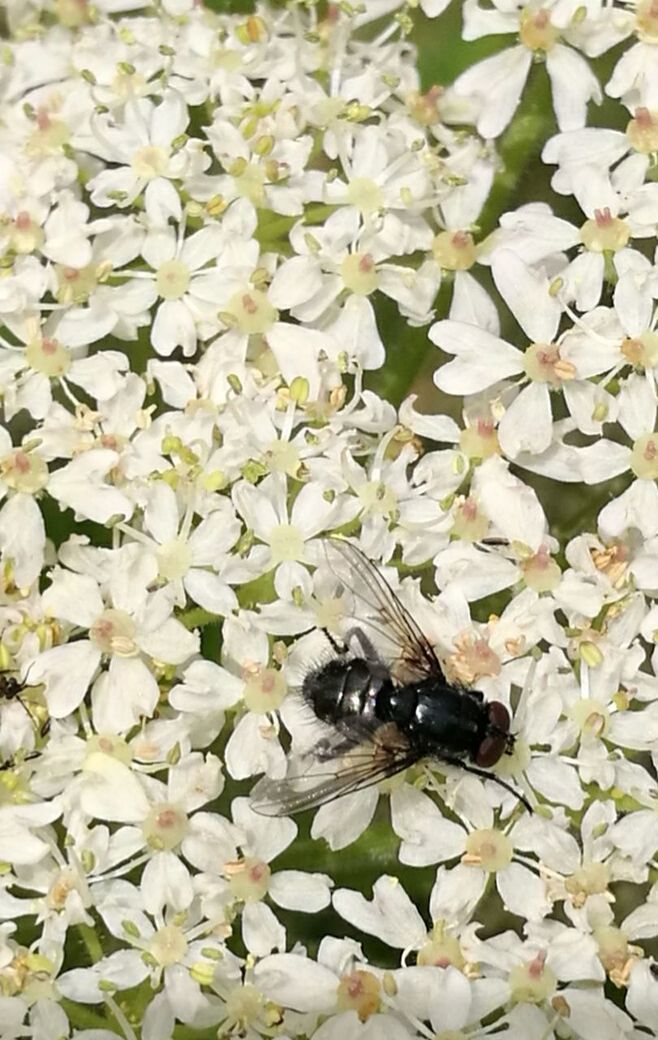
[48,449,133,524]
[310,788,378,851]
[269,255,324,309]
[137,617,199,665]
[141,851,194,915]
[333,876,426,949]
[454,47,532,139]
[491,251,561,341]
[546,44,602,131]
[390,785,466,866]
[474,456,547,550]
[525,757,584,809]
[80,753,150,823]
[43,570,104,627]
[429,967,472,1031]
[242,900,286,957]
[431,321,521,394]
[29,641,100,719]
[91,656,160,732]
[496,862,551,922]
[231,797,296,862]
[268,870,332,911]
[0,493,45,588]
[253,954,338,1012]
[429,864,487,927]
[499,383,553,458]
[449,270,500,333]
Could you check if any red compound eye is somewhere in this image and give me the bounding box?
[474,702,511,768]
[488,701,510,733]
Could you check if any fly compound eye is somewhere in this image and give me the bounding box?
[487,701,510,734]
[474,701,511,768]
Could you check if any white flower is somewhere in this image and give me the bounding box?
[232,473,341,598]
[453,0,603,137]
[28,543,198,723]
[84,89,207,209]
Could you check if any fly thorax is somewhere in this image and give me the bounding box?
[412,685,482,755]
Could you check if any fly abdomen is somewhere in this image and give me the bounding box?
[303,657,381,726]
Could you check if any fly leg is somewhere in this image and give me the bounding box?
[343,627,389,679]
[322,629,347,655]
[435,754,533,813]
[320,628,386,678]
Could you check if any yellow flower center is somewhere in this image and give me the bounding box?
[626,107,658,153]
[1,450,49,494]
[432,230,477,271]
[523,342,576,385]
[346,177,384,214]
[226,857,271,902]
[243,666,287,713]
[631,432,658,479]
[131,145,169,180]
[25,335,71,378]
[90,609,138,656]
[143,802,189,851]
[509,952,556,1004]
[580,208,630,253]
[149,924,188,967]
[336,970,381,1021]
[156,259,191,300]
[341,252,378,295]
[225,288,278,334]
[519,7,559,51]
[462,828,513,872]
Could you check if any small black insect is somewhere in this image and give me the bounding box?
[251,539,531,816]
[0,673,25,705]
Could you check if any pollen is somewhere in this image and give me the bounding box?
[449,633,500,683]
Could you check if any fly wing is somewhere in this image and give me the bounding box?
[322,539,446,684]
[250,720,417,817]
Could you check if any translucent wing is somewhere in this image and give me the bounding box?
[250,720,417,816]
[322,539,445,683]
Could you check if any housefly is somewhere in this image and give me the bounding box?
[250,539,531,816]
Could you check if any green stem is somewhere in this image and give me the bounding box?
[76,922,104,964]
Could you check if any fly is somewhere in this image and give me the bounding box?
[251,539,531,816]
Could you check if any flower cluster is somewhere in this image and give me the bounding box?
[1,0,658,1038]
